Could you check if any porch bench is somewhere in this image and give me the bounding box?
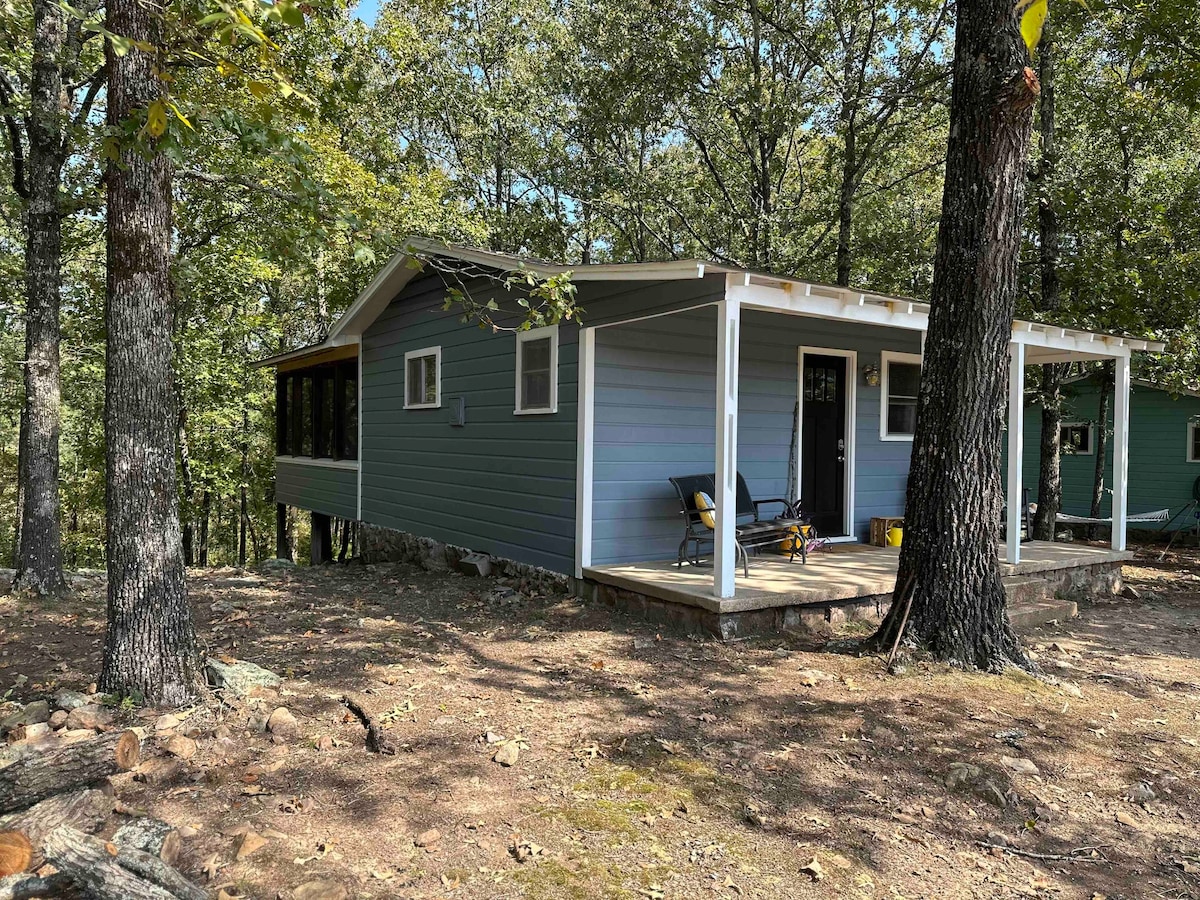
[668,473,809,576]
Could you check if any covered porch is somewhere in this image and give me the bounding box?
[573,269,1162,608]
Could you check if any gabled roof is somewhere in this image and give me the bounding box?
[254,237,1167,368]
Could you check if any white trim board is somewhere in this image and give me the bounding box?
[796,346,858,540]
[879,350,922,442]
[574,328,596,578]
[403,345,442,409]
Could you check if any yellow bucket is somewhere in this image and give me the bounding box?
[886,526,903,547]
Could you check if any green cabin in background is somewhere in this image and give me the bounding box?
[1023,375,1200,523]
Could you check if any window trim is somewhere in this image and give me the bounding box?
[404,346,442,410]
[514,324,559,415]
[879,350,923,442]
[1060,421,1095,456]
[1187,421,1200,464]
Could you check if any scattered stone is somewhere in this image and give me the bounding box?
[414,828,441,848]
[800,857,824,882]
[493,743,520,767]
[773,647,791,659]
[1,700,49,732]
[48,710,68,730]
[1120,585,1142,601]
[986,830,1010,847]
[1126,782,1156,804]
[52,689,90,711]
[797,668,833,687]
[257,557,297,573]
[1000,756,1039,776]
[155,714,181,732]
[945,762,1010,807]
[315,735,334,752]
[204,658,282,698]
[23,722,50,741]
[163,734,198,760]
[432,716,456,727]
[293,882,348,900]
[1115,810,1139,829]
[235,830,267,859]
[266,707,298,740]
[64,704,114,732]
[993,728,1027,745]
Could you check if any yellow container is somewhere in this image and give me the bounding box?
[886,526,903,547]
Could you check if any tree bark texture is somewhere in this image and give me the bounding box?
[42,826,204,900]
[100,0,202,706]
[0,788,114,870]
[13,0,69,595]
[1031,25,1066,542]
[870,0,1038,670]
[0,731,139,815]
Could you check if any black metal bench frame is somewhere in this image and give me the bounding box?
[668,473,809,576]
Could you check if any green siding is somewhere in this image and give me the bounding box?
[275,459,358,519]
[1022,379,1200,519]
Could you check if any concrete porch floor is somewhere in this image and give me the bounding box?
[583,541,1133,615]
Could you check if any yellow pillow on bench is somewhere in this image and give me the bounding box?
[694,491,716,530]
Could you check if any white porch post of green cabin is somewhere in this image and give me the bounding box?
[1111,352,1131,551]
[1006,340,1026,565]
[714,294,741,599]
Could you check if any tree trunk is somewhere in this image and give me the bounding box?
[175,376,194,568]
[1031,24,1065,542]
[238,409,248,567]
[13,0,69,595]
[869,0,1038,670]
[1090,361,1113,538]
[100,0,202,706]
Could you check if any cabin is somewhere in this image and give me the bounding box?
[257,239,1164,637]
[1021,375,1200,534]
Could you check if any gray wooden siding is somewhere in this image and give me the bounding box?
[275,459,358,519]
[1022,380,1200,519]
[591,308,922,565]
[359,274,579,573]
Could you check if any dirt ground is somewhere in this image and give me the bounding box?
[1,543,1199,900]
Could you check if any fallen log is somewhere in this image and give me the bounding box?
[341,692,397,754]
[114,817,182,866]
[0,788,115,870]
[0,871,78,899]
[42,826,205,900]
[0,731,140,814]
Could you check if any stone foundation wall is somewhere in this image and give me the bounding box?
[1039,560,1123,600]
[358,523,571,596]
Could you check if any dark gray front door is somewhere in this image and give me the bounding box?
[801,354,847,536]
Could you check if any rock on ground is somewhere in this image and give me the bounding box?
[205,658,282,698]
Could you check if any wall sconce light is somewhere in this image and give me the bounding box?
[863,363,881,387]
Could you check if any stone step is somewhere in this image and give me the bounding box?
[1009,596,1078,630]
[1003,575,1053,606]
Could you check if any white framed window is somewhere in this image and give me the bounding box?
[1187,421,1200,463]
[514,324,559,415]
[1060,422,1094,455]
[404,346,441,409]
[880,351,922,441]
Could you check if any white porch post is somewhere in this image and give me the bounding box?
[1111,352,1131,551]
[714,295,741,599]
[1006,340,1026,565]
[574,327,596,578]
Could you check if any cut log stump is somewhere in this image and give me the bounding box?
[0,731,140,815]
[0,788,116,871]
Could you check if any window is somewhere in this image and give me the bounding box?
[880,351,922,440]
[275,357,359,461]
[405,346,441,409]
[1060,422,1093,455]
[1188,421,1200,463]
[515,324,559,415]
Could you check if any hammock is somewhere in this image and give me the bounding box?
[1056,508,1171,525]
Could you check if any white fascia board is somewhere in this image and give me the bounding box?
[727,282,929,331]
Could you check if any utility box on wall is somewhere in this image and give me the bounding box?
[447,396,466,427]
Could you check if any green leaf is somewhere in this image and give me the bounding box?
[145,99,168,138]
[1017,0,1047,51]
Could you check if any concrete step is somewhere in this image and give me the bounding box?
[1004,575,1053,606]
[1009,596,1078,630]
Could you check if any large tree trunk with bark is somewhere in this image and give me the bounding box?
[13,0,69,595]
[1031,24,1066,542]
[869,0,1038,670]
[99,0,202,706]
